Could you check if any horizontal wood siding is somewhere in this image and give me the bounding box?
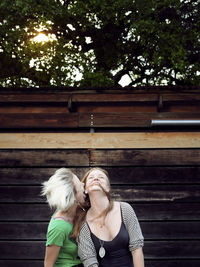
[1,112,200,129]
[0,148,200,267]
[1,132,200,149]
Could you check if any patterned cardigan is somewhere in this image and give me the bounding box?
[78,201,144,267]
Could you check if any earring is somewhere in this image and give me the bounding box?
[84,190,88,194]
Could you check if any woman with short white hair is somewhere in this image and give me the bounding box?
[42,168,86,267]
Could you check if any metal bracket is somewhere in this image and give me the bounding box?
[90,114,95,133]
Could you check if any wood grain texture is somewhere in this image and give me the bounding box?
[0,168,89,184]
[0,261,43,267]
[0,204,52,221]
[1,91,200,103]
[90,149,200,166]
[0,147,200,265]
[144,240,200,259]
[1,221,200,240]
[1,166,200,185]
[79,112,200,127]
[1,203,200,221]
[1,112,200,129]
[1,185,199,203]
[2,148,200,167]
[1,132,200,149]
[1,241,200,259]
[0,150,89,166]
[145,260,200,267]
[0,260,199,267]
[0,113,78,128]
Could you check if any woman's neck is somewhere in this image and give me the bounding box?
[88,191,109,218]
[56,202,78,223]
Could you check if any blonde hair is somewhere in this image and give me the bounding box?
[41,168,75,211]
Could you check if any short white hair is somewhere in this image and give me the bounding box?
[41,168,75,211]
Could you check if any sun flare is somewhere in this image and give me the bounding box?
[32,33,49,43]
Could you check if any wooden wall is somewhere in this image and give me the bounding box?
[1,87,200,129]
[0,148,200,267]
[1,87,200,266]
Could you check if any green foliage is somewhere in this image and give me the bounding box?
[0,0,199,87]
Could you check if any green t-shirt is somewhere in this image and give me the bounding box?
[46,217,81,267]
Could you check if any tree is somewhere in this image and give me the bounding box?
[0,0,199,87]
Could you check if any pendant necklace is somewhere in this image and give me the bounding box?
[99,239,106,258]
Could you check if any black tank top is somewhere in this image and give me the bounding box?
[90,222,133,267]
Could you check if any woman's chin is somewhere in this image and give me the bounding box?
[89,184,102,192]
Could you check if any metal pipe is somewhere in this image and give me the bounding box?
[151,119,200,126]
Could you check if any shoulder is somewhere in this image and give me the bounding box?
[120,201,134,212]
[79,221,90,235]
[48,218,72,234]
[120,202,138,222]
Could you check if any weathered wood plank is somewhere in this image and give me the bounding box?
[0,222,47,240]
[1,240,200,259]
[0,93,158,103]
[144,240,200,259]
[0,113,78,128]
[90,149,200,166]
[107,166,200,184]
[0,186,44,203]
[1,132,200,149]
[1,166,200,185]
[1,91,200,103]
[141,221,200,240]
[0,150,89,167]
[0,106,69,114]
[132,203,200,221]
[0,241,45,259]
[1,185,199,203]
[0,204,52,221]
[1,221,200,240]
[0,260,43,267]
[79,112,200,128]
[145,260,200,267]
[79,112,152,127]
[111,185,200,202]
[0,260,199,267]
[0,168,89,184]
[1,112,200,129]
[1,203,200,221]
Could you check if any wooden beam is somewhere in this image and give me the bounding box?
[1,185,199,203]
[90,149,200,166]
[0,132,200,148]
[1,240,200,259]
[1,203,200,221]
[1,91,200,103]
[0,113,78,128]
[1,112,200,129]
[79,112,200,128]
[0,150,89,167]
[1,166,200,184]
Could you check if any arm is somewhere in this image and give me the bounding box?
[44,245,61,267]
[121,202,144,251]
[131,247,144,267]
[78,222,98,267]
